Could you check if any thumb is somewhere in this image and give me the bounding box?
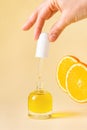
[49,13,68,42]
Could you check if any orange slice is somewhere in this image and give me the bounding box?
[66,63,87,102]
[57,55,79,92]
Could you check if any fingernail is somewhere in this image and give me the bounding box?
[21,24,28,30]
[34,33,39,40]
[21,25,25,30]
[49,33,57,42]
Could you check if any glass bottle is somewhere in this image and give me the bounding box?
[28,33,53,119]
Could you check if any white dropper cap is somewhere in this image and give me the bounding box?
[35,33,50,58]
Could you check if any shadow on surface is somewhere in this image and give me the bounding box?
[50,111,80,119]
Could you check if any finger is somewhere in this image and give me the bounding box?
[22,10,38,30]
[49,13,68,42]
[34,14,46,40]
[34,4,58,40]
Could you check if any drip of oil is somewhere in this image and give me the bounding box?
[28,58,52,119]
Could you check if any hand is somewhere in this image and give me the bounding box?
[22,0,87,42]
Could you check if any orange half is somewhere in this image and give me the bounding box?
[66,63,87,102]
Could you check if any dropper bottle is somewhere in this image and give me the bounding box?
[28,33,53,119]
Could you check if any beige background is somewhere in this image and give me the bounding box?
[0,0,87,130]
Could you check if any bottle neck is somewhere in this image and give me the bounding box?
[36,76,43,90]
[36,58,44,90]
